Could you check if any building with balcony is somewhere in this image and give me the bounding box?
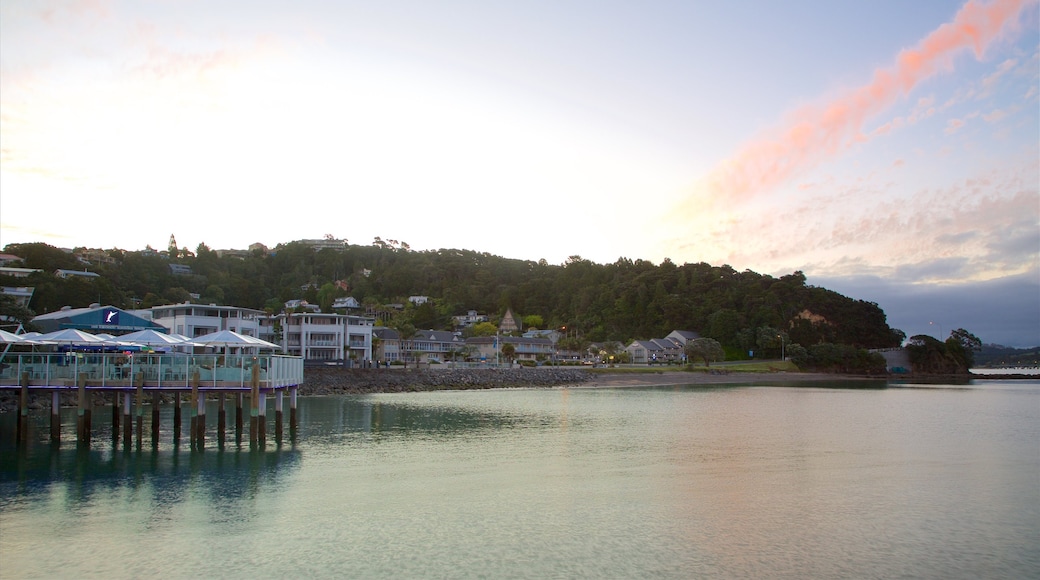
[260,311,375,363]
[147,303,266,338]
[466,335,554,363]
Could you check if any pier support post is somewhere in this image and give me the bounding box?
[235,393,243,441]
[275,389,283,441]
[51,390,61,443]
[250,365,259,446]
[190,371,201,450]
[17,371,29,443]
[77,373,89,443]
[112,391,120,441]
[196,382,206,450]
[151,392,160,445]
[135,374,144,447]
[258,391,267,445]
[290,386,298,434]
[217,392,226,446]
[173,391,182,442]
[122,392,132,448]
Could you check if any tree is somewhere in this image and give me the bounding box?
[685,337,725,367]
[522,314,544,329]
[0,294,38,332]
[500,342,516,363]
[947,328,982,369]
[470,321,498,337]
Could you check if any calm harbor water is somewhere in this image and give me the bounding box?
[2,379,1038,579]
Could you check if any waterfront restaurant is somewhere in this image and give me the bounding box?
[0,329,305,446]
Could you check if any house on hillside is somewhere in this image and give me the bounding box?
[499,308,519,333]
[625,330,696,364]
[54,269,100,280]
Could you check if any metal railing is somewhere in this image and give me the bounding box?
[0,352,304,390]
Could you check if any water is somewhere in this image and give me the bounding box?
[2,379,1038,579]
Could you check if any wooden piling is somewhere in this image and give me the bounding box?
[190,370,200,449]
[217,392,226,444]
[18,371,29,443]
[82,375,91,440]
[195,379,205,450]
[235,393,243,438]
[275,389,284,441]
[77,373,88,443]
[258,390,267,445]
[112,391,120,440]
[290,386,298,431]
[135,374,144,446]
[173,391,182,441]
[51,390,61,442]
[151,392,160,444]
[250,365,259,446]
[122,392,132,448]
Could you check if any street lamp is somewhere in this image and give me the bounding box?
[930,321,944,341]
[777,334,785,361]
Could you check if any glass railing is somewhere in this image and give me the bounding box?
[0,352,304,389]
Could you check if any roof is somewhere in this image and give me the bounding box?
[55,269,100,277]
[412,330,460,342]
[32,305,165,333]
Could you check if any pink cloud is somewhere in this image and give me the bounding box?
[687,0,1036,208]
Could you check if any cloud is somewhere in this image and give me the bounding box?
[681,0,1035,210]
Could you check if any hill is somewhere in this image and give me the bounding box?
[1,240,906,355]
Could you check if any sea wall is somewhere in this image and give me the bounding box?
[301,367,592,395]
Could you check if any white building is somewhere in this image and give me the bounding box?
[148,303,266,338]
[260,311,375,363]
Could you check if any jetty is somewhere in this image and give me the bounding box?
[1,349,304,449]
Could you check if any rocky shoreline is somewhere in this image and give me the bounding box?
[300,367,593,394]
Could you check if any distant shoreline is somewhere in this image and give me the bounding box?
[576,370,1037,388]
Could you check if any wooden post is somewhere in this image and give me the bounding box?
[250,365,259,446]
[190,371,200,449]
[122,392,132,448]
[173,391,182,442]
[82,375,91,441]
[235,393,243,440]
[258,391,267,445]
[135,374,144,447]
[275,389,284,441]
[196,382,206,450]
[151,392,160,445]
[51,390,61,443]
[17,371,29,443]
[77,373,88,443]
[217,392,226,446]
[112,391,120,441]
[290,386,298,432]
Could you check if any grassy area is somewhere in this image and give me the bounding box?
[586,360,801,374]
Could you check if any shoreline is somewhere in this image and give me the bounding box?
[574,371,885,388]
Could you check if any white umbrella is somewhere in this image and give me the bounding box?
[192,330,281,350]
[0,329,25,343]
[117,328,190,347]
[35,328,108,345]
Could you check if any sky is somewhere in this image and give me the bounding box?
[1,0,1038,347]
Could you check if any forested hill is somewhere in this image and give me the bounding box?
[1,241,905,350]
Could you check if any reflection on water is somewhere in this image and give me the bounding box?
[1,382,1039,579]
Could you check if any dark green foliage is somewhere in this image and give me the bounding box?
[684,337,725,366]
[3,242,904,349]
[795,343,887,374]
[906,332,979,374]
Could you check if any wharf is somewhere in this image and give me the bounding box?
[1,352,304,448]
